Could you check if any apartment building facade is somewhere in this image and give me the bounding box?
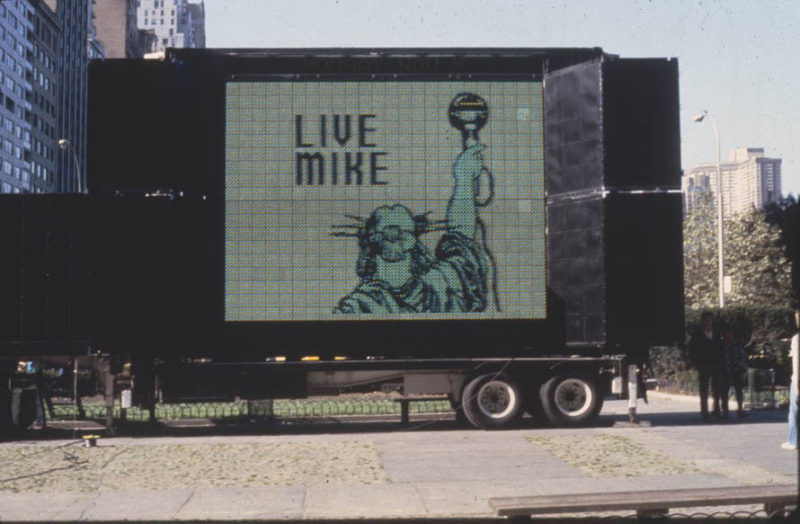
[683,147,782,218]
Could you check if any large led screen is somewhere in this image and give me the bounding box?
[225,80,545,321]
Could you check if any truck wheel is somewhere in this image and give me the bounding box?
[461,373,523,429]
[540,374,602,427]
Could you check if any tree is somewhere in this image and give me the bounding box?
[765,195,800,308]
[684,190,793,310]
[683,191,719,310]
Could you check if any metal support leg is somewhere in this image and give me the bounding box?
[73,359,86,419]
[400,400,410,424]
[100,357,115,436]
[628,364,639,423]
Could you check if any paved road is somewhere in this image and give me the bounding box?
[0,392,796,521]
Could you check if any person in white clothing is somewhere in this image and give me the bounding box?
[782,310,799,450]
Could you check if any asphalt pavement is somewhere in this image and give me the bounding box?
[0,392,797,522]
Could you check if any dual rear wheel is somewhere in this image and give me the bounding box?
[539,374,603,427]
[459,372,602,429]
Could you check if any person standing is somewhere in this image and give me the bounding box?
[722,328,748,419]
[689,311,725,420]
[782,310,799,450]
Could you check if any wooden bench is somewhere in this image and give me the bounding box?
[392,396,450,424]
[489,484,797,520]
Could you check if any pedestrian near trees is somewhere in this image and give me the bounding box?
[722,328,748,419]
[688,311,726,420]
[782,310,799,450]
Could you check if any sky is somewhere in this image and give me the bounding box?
[203,0,800,196]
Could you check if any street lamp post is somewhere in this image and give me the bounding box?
[693,110,725,309]
[58,138,85,194]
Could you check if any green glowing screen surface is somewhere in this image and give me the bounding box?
[225,81,545,321]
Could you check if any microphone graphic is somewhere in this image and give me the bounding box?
[448,93,489,150]
[448,93,501,312]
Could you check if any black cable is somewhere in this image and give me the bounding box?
[0,441,88,484]
[0,439,83,468]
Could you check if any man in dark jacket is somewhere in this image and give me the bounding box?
[689,311,726,420]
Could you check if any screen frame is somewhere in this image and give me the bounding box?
[216,73,556,357]
[223,73,547,323]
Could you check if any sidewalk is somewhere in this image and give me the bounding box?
[0,394,796,521]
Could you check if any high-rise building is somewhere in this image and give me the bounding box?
[88,0,106,60]
[136,0,205,53]
[683,147,782,218]
[94,0,156,59]
[0,0,102,194]
[186,0,204,48]
[28,0,61,193]
[46,0,90,192]
[0,1,35,194]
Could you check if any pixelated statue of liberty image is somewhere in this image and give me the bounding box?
[331,93,500,314]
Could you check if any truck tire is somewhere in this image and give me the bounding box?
[540,374,602,427]
[461,373,523,429]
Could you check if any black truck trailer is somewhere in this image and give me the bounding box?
[1,48,683,430]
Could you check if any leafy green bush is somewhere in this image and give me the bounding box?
[649,346,698,394]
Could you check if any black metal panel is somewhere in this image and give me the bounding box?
[604,193,684,352]
[169,47,606,77]
[544,59,603,196]
[87,60,173,196]
[0,195,91,355]
[546,196,606,344]
[0,197,24,343]
[89,196,179,350]
[602,59,681,190]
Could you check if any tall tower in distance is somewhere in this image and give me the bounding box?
[93,0,157,59]
[136,0,205,53]
[683,147,782,218]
